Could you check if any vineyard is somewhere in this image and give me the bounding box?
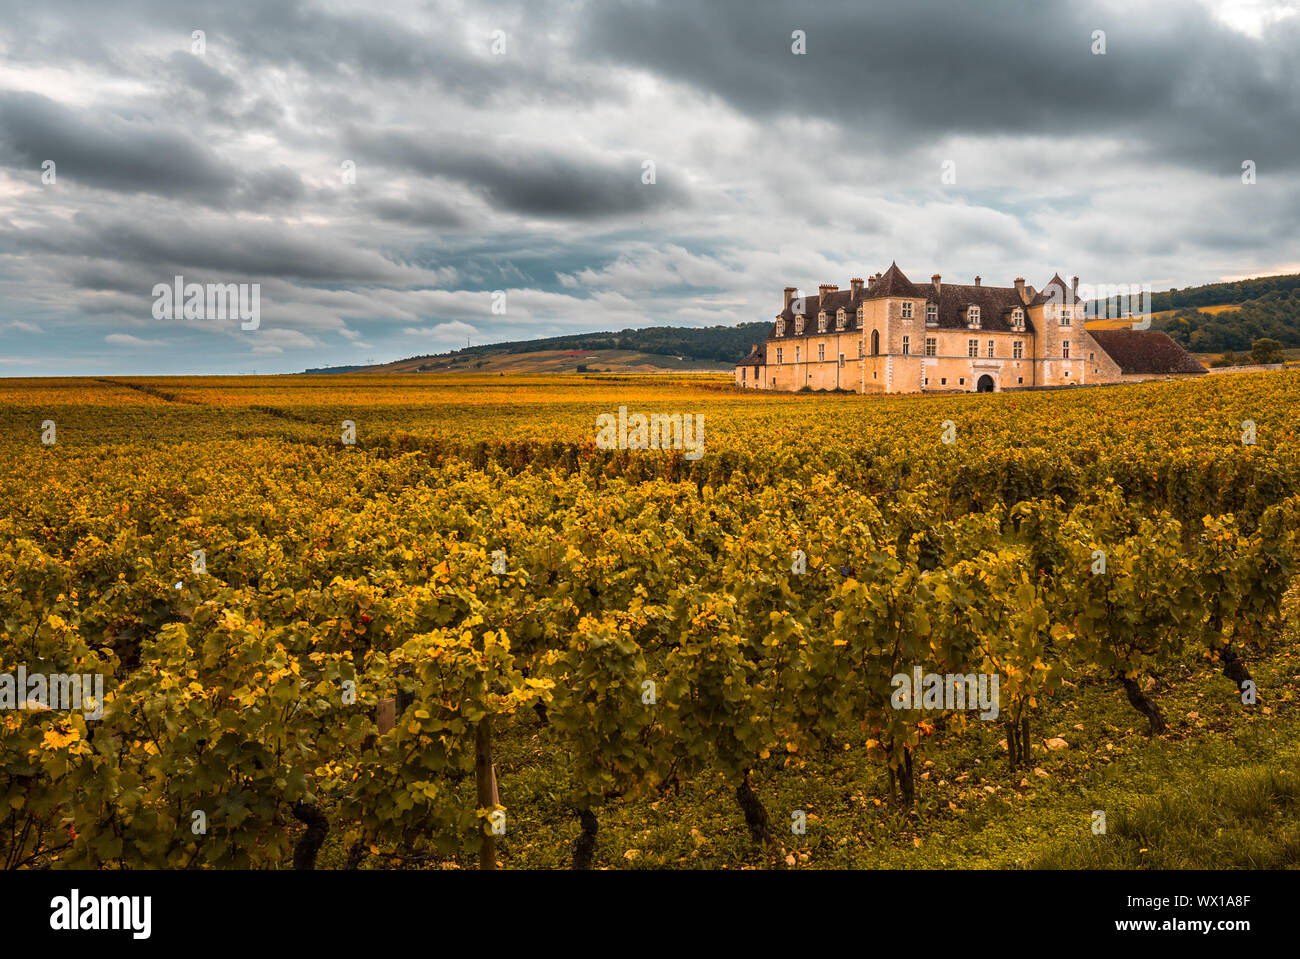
[2,371,1299,870]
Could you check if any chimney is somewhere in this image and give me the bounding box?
[866,275,876,289]
[783,286,797,308]
[1072,275,1079,297]
[1014,277,1026,303]
[931,273,941,296]
[818,284,838,297]
[850,277,864,294]
[974,275,981,288]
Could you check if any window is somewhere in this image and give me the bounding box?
[818,344,825,362]
[1060,308,1072,327]
[776,318,785,336]
[836,309,845,331]
[1013,340,1023,359]
[795,316,804,334]
[857,307,864,325]
[776,347,783,364]
[839,353,845,367]
[968,306,981,328]
[926,304,938,325]
[1062,340,1070,359]
[1012,307,1024,328]
[902,335,910,355]
[941,378,947,385]
[871,330,880,355]
[902,301,913,319]
[795,346,801,363]
[987,340,995,357]
[959,378,965,385]
[1017,376,1023,384]
[741,367,746,381]
[925,337,937,356]
[968,339,979,357]
[1089,352,1095,361]
[818,312,827,333]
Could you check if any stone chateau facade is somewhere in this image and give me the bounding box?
[735,264,1205,393]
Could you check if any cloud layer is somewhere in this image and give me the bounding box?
[0,0,1296,374]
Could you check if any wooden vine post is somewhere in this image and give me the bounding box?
[476,717,496,870]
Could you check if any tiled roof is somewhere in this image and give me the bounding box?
[1028,273,1081,306]
[863,262,922,299]
[774,287,868,334]
[739,344,766,366]
[927,282,1035,333]
[768,268,1080,339]
[1089,330,1208,375]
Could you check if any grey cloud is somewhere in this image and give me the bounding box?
[0,91,238,199]
[171,0,613,108]
[355,130,689,219]
[232,166,308,207]
[0,91,306,208]
[582,0,1300,172]
[23,212,431,284]
[0,0,1295,375]
[370,194,473,229]
[163,50,240,101]
[157,52,286,130]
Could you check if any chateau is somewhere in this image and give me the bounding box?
[735,264,1205,393]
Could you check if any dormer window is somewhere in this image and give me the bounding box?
[818,312,827,333]
[926,304,938,325]
[967,306,981,328]
[776,318,785,337]
[857,307,864,326]
[836,309,846,331]
[795,316,804,335]
[1011,307,1024,329]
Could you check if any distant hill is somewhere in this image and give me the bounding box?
[1086,303,1241,332]
[1084,272,1300,352]
[303,364,367,374]
[1156,290,1300,352]
[1085,272,1300,317]
[320,322,772,374]
[359,348,736,375]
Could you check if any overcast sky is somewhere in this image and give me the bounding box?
[1,0,1297,374]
